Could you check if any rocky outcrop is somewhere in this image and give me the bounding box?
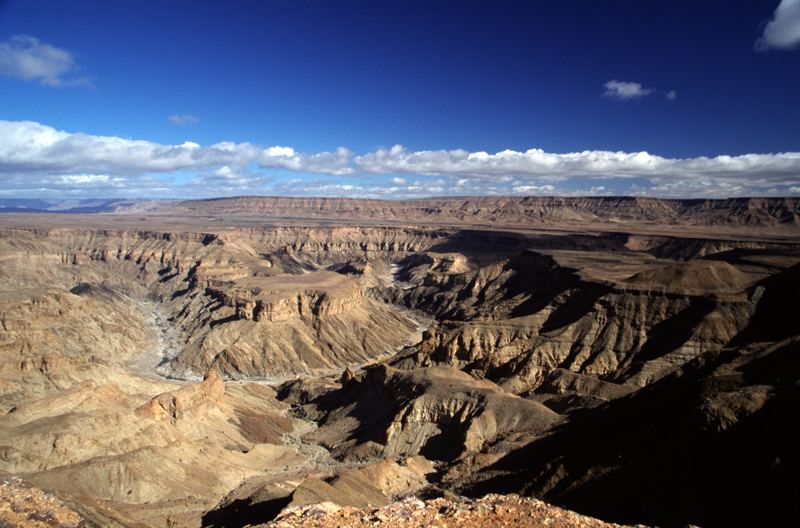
[136,370,225,421]
[208,271,362,322]
[0,476,84,528]
[263,493,645,528]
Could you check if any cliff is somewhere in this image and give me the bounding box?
[163,196,800,230]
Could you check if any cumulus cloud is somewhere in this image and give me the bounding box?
[60,174,111,184]
[354,145,800,197]
[0,35,90,87]
[0,120,353,177]
[666,90,677,101]
[603,80,653,100]
[167,114,200,125]
[512,184,556,194]
[756,0,800,51]
[355,144,800,182]
[187,165,272,194]
[0,119,798,199]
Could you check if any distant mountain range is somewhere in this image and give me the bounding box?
[168,196,800,230]
[0,198,149,213]
[2,196,798,231]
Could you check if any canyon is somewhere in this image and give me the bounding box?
[0,196,797,527]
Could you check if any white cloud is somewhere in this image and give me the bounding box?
[264,146,295,157]
[603,80,653,100]
[354,145,800,198]
[213,166,239,179]
[60,174,110,184]
[0,120,353,177]
[0,35,90,87]
[354,144,800,183]
[512,184,556,194]
[666,90,677,100]
[756,0,800,51]
[167,114,199,125]
[0,119,798,199]
[189,166,271,192]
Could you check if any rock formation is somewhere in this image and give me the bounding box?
[0,203,797,527]
[135,369,225,421]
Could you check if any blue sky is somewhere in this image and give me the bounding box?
[0,0,799,199]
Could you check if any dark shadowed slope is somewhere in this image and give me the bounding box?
[459,266,800,528]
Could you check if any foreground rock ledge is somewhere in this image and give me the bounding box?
[262,494,647,528]
[0,476,84,528]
